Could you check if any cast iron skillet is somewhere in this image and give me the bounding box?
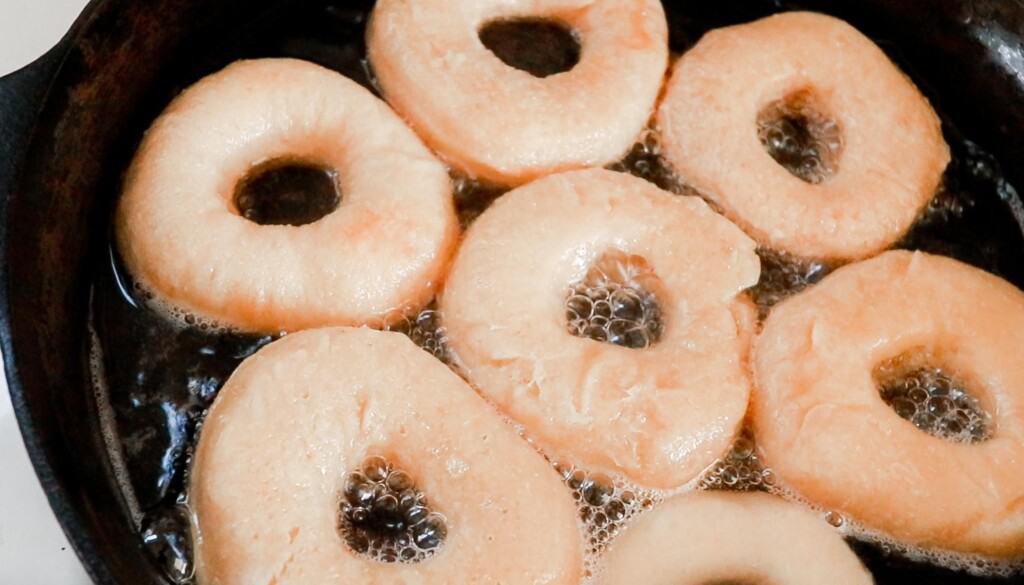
[1,1,1023,583]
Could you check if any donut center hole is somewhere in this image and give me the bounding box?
[479,18,581,78]
[233,158,340,226]
[757,90,843,184]
[874,354,992,444]
[339,455,447,563]
[566,250,664,349]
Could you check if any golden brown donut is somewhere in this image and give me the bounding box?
[116,59,458,332]
[191,327,583,584]
[754,250,1024,558]
[598,492,873,585]
[658,12,949,260]
[442,169,760,489]
[368,0,668,185]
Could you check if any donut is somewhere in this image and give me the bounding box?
[191,327,583,584]
[597,492,873,585]
[116,59,458,333]
[441,169,760,489]
[367,0,669,186]
[657,12,949,260]
[753,250,1024,557]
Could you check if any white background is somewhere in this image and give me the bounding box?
[1,1,95,583]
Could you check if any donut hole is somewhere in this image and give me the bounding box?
[874,352,993,443]
[233,158,340,226]
[756,89,843,184]
[479,18,581,78]
[338,455,447,563]
[565,250,664,349]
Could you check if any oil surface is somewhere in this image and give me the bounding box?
[88,2,1024,584]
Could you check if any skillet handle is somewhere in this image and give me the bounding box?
[0,40,70,201]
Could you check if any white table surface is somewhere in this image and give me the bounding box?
[1,1,95,583]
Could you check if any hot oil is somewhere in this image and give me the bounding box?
[91,244,276,583]
[553,463,663,580]
[87,1,1024,584]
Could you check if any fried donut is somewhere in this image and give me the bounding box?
[753,250,1024,557]
[441,169,760,489]
[598,492,872,585]
[116,59,458,332]
[658,12,949,260]
[367,0,668,185]
[191,327,582,584]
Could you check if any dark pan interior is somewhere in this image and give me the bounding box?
[2,1,1024,583]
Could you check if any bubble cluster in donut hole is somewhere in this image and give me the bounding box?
[757,89,844,184]
[339,456,448,563]
[874,353,992,443]
[565,251,664,349]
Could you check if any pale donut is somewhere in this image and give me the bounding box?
[441,169,760,489]
[598,492,873,585]
[116,59,458,332]
[367,0,669,185]
[658,12,949,260]
[754,250,1024,557]
[191,327,582,585]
